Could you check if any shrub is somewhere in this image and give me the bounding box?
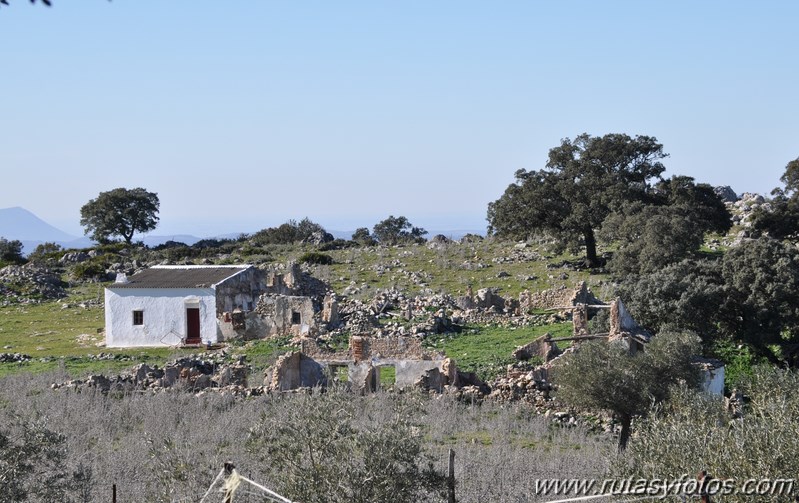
[247,388,446,503]
[0,237,25,265]
[298,251,334,265]
[251,218,330,245]
[318,239,353,251]
[71,257,109,281]
[0,415,91,502]
[351,227,376,246]
[372,216,427,245]
[26,242,63,265]
[614,368,799,501]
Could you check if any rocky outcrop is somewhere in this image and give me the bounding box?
[0,265,67,304]
[714,185,739,203]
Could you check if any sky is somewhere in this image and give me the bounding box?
[1,1,798,238]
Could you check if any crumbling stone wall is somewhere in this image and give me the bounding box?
[512,334,561,362]
[519,281,602,312]
[218,311,270,341]
[255,295,317,337]
[290,336,449,393]
[300,335,431,361]
[321,292,340,327]
[264,263,300,296]
[572,304,589,336]
[263,262,329,300]
[264,351,327,391]
[215,266,267,313]
[367,336,429,360]
[608,298,651,343]
[300,338,351,361]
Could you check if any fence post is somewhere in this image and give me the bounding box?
[223,462,236,503]
[112,483,116,503]
[448,449,456,503]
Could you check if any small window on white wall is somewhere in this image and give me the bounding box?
[133,310,144,325]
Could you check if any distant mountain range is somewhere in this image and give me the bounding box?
[0,207,484,255]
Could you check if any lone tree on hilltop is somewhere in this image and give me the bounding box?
[80,187,159,244]
[487,133,668,267]
[372,216,427,245]
[555,331,701,451]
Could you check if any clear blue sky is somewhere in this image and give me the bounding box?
[1,1,797,237]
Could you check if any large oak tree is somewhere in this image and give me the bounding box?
[79,187,159,244]
[488,133,668,267]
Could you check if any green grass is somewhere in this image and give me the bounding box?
[226,336,295,373]
[2,239,598,380]
[0,292,209,377]
[265,240,609,301]
[0,302,105,358]
[379,365,396,387]
[425,322,573,381]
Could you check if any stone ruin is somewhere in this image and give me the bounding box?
[263,335,482,395]
[218,262,340,341]
[519,281,603,312]
[489,296,724,409]
[52,355,256,396]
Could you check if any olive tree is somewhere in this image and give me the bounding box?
[614,367,799,502]
[555,331,701,451]
[247,388,445,503]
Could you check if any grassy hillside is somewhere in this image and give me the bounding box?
[0,239,598,379]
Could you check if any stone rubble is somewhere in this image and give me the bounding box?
[0,353,32,363]
[52,354,259,397]
[0,264,67,304]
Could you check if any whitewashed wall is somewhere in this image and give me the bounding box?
[105,287,218,347]
[702,365,725,395]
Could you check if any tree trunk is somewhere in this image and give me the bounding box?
[618,414,632,452]
[583,228,599,268]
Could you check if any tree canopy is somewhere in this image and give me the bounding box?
[488,134,731,269]
[555,332,701,451]
[618,237,799,362]
[752,157,799,242]
[600,176,731,275]
[372,216,427,245]
[79,187,159,244]
[488,133,669,267]
[0,237,25,265]
[250,218,332,246]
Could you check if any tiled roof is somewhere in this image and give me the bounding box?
[108,266,249,289]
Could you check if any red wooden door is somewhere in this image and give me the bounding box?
[186,308,201,344]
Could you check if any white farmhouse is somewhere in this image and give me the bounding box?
[104,265,264,347]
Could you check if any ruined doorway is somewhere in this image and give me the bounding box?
[329,365,349,383]
[186,308,201,344]
[378,365,396,389]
